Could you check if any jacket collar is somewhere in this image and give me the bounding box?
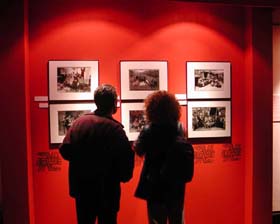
[93,110,124,128]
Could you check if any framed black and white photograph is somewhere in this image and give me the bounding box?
[187,101,231,138]
[121,102,145,141]
[49,103,96,144]
[48,60,99,101]
[187,62,231,99]
[120,61,168,100]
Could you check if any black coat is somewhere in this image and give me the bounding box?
[134,123,194,204]
[59,112,134,212]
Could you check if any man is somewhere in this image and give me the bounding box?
[59,84,134,224]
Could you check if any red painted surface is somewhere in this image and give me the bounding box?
[251,8,273,224]
[244,8,254,224]
[0,1,31,224]
[0,1,272,224]
[28,2,247,224]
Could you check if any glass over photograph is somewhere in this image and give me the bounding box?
[187,62,231,99]
[57,66,92,93]
[49,60,98,101]
[121,61,168,100]
[192,106,226,131]
[187,101,231,138]
[194,69,224,91]
[121,102,145,141]
[129,110,145,133]
[129,69,160,91]
[49,103,96,144]
[58,110,91,136]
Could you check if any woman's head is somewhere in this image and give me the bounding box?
[144,90,181,125]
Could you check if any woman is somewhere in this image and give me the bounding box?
[134,91,194,224]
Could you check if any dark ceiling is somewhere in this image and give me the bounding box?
[170,0,280,8]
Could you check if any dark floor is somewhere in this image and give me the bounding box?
[0,210,278,223]
[273,212,280,224]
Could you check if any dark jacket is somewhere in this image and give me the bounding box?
[134,123,194,204]
[59,111,134,212]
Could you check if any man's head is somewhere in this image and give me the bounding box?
[94,84,118,115]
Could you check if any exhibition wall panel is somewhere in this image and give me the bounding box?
[22,1,272,224]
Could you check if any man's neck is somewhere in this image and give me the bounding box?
[94,109,113,118]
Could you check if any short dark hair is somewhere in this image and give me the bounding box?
[145,90,181,125]
[94,84,117,114]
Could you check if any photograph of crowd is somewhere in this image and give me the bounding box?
[129,69,160,91]
[57,66,92,93]
[129,110,145,133]
[192,106,226,131]
[58,110,90,136]
[194,69,224,91]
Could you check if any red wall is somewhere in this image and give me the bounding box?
[0,1,31,224]
[0,0,272,224]
[251,8,273,224]
[29,1,247,224]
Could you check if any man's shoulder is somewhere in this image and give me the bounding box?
[73,112,95,123]
[82,113,124,129]
[109,117,124,128]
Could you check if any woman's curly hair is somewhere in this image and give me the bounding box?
[144,90,181,124]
